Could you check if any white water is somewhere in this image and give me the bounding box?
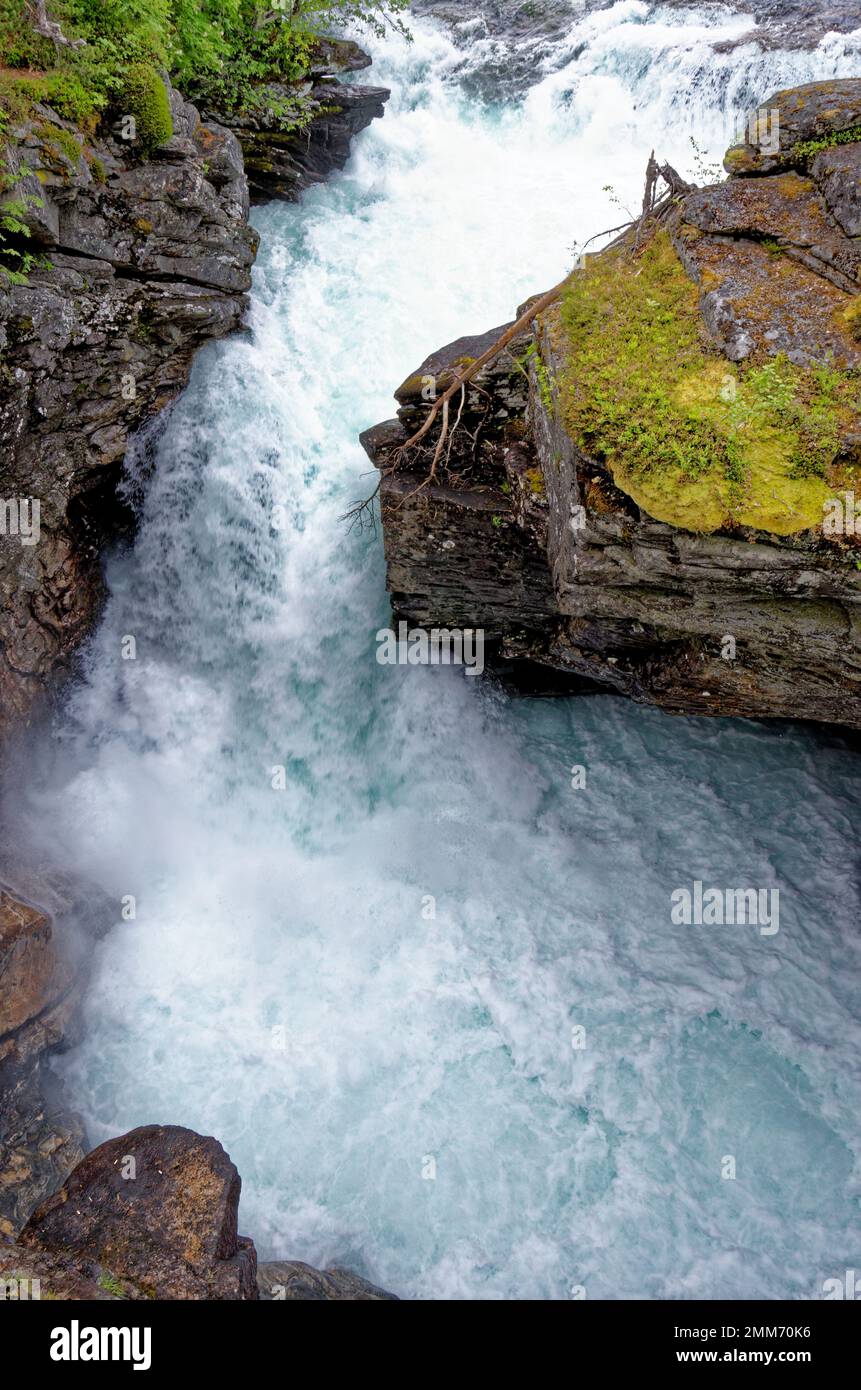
[20,4,861,1298]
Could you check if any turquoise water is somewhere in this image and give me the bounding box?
[23,6,861,1297]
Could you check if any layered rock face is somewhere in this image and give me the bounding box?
[216,39,390,203]
[363,80,861,726]
[0,81,256,733]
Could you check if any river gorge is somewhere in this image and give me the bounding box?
[2,0,860,1302]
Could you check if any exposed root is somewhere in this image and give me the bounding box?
[349,153,695,527]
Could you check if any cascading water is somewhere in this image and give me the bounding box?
[18,3,861,1298]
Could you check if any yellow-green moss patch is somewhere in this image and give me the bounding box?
[556,231,861,534]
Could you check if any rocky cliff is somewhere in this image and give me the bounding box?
[362,79,861,726]
[0,49,387,738]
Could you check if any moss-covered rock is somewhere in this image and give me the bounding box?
[556,231,861,535]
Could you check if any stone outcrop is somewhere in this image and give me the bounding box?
[0,80,256,735]
[0,1123,399,1301]
[363,79,861,725]
[213,39,390,203]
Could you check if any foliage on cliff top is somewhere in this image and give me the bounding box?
[0,0,408,130]
[557,231,861,535]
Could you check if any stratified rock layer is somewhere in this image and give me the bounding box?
[363,80,861,725]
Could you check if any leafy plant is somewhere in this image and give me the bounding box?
[792,123,861,165]
[0,117,45,285]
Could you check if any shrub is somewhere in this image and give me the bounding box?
[120,62,173,152]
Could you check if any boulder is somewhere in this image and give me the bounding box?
[20,1125,258,1300]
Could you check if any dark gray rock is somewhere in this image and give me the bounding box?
[214,80,390,204]
[258,1260,398,1300]
[724,78,861,176]
[812,142,861,236]
[0,52,387,737]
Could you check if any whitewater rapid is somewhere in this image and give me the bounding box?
[20,3,861,1297]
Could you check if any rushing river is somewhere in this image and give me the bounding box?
[20,2,861,1298]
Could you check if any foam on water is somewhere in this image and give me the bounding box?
[19,4,861,1297]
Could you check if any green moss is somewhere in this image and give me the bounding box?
[524,466,546,496]
[97,1271,127,1298]
[843,297,861,342]
[37,122,83,167]
[556,230,861,534]
[792,123,861,164]
[120,63,173,153]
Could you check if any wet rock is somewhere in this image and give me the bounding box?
[258,1260,398,1300]
[0,52,386,738]
[0,876,114,1237]
[215,80,390,204]
[0,87,255,737]
[21,1125,258,1300]
[363,321,561,644]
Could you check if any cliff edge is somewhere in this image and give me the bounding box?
[362,79,861,726]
